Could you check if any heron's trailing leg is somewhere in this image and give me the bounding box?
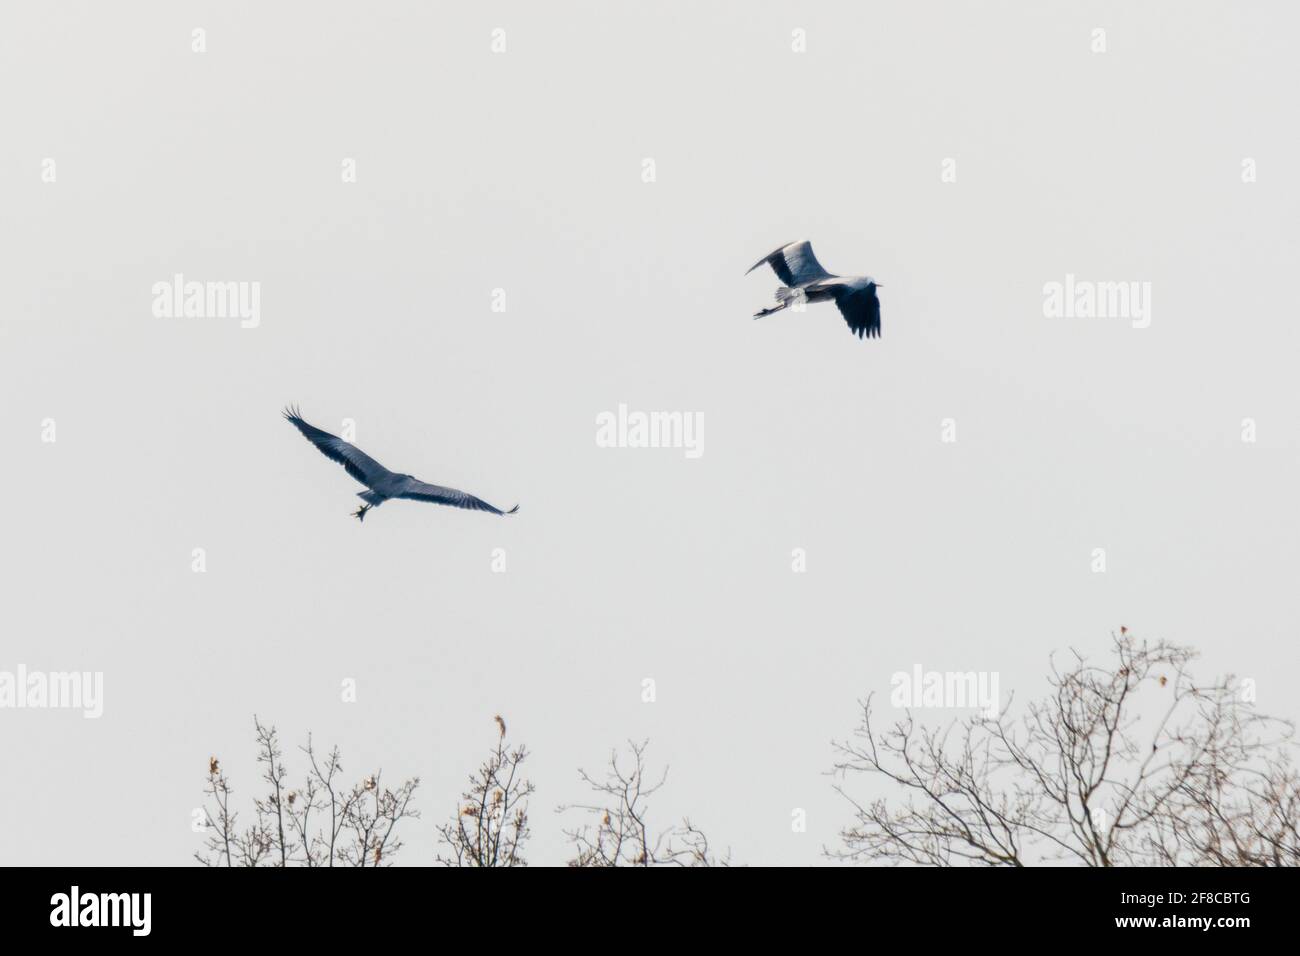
[754,287,800,319]
[351,504,371,522]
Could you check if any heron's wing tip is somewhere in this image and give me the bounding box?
[745,243,789,275]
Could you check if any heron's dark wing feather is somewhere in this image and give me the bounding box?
[397,479,519,515]
[746,243,796,284]
[282,406,391,485]
[835,285,881,339]
[746,240,831,286]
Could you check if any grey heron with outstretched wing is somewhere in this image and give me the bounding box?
[746,240,882,339]
[283,406,519,522]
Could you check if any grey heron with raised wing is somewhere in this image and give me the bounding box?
[746,240,882,339]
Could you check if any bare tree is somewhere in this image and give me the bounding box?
[829,634,1298,866]
[560,740,728,866]
[197,716,420,867]
[436,716,534,867]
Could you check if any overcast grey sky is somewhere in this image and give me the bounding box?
[2,1,1298,865]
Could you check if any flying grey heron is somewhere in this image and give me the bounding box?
[746,240,882,339]
[283,406,519,522]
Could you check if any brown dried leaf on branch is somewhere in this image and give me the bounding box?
[436,716,535,867]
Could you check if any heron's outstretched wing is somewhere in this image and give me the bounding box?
[283,406,392,485]
[745,240,832,286]
[834,285,881,339]
[397,479,519,516]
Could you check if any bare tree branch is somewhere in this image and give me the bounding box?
[559,740,729,866]
[829,634,1297,866]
